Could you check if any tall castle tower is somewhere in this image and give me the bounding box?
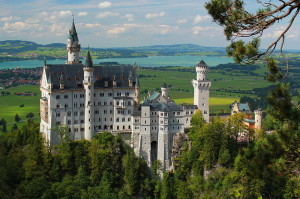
[192,60,211,122]
[254,108,263,130]
[67,19,81,64]
[161,83,168,98]
[83,51,94,140]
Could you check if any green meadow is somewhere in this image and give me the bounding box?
[0,85,40,130]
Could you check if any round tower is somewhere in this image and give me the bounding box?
[83,51,94,140]
[192,60,211,122]
[254,108,263,130]
[67,19,81,64]
[161,82,168,98]
[196,60,208,81]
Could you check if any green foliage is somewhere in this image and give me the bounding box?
[0,121,152,198]
[26,112,34,119]
[14,114,21,123]
[227,39,260,64]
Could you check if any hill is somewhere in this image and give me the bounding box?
[121,44,225,54]
[0,40,227,62]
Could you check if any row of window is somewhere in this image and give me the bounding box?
[116,117,131,122]
[56,92,132,100]
[116,101,132,106]
[186,111,194,115]
[56,101,133,108]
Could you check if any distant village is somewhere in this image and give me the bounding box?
[0,67,42,89]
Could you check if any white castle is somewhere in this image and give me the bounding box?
[40,21,211,170]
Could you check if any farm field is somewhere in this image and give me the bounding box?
[0,85,40,130]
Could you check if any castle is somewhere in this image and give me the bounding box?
[40,21,211,170]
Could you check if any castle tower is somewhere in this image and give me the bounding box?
[254,108,263,130]
[161,83,168,98]
[83,51,94,140]
[134,75,140,105]
[66,19,81,64]
[192,60,211,122]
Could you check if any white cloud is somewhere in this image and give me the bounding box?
[98,1,112,9]
[192,26,219,34]
[122,14,134,22]
[85,23,101,28]
[56,10,72,17]
[145,12,165,19]
[177,18,188,25]
[193,15,210,24]
[159,25,178,35]
[2,22,27,32]
[107,24,139,37]
[96,12,119,18]
[107,27,127,36]
[261,30,283,39]
[25,18,40,23]
[78,12,88,16]
[0,16,21,22]
[50,24,65,36]
[287,34,298,38]
[38,12,48,17]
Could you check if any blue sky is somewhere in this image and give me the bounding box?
[0,0,299,49]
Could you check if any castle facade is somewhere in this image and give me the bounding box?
[40,21,211,170]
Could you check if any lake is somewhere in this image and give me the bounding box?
[0,55,233,69]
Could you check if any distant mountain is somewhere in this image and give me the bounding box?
[121,44,226,53]
[0,40,226,55]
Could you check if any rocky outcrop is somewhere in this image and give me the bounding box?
[171,132,191,170]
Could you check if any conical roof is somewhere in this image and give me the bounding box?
[68,21,79,41]
[135,74,139,88]
[161,82,167,88]
[47,74,52,84]
[196,60,208,67]
[85,51,93,67]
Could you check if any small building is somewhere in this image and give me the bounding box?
[231,101,262,130]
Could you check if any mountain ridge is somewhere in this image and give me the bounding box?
[0,40,226,54]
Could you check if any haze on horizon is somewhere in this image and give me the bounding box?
[0,0,300,49]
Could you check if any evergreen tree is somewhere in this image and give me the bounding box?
[15,114,21,123]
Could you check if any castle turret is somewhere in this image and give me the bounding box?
[66,19,81,64]
[254,108,263,130]
[83,51,94,140]
[192,60,211,122]
[134,74,140,105]
[161,83,168,98]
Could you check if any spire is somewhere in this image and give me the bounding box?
[85,51,93,67]
[44,57,46,66]
[196,60,208,67]
[161,82,167,88]
[47,74,52,84]
[135,74,139,88]
[68,18,79,41]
